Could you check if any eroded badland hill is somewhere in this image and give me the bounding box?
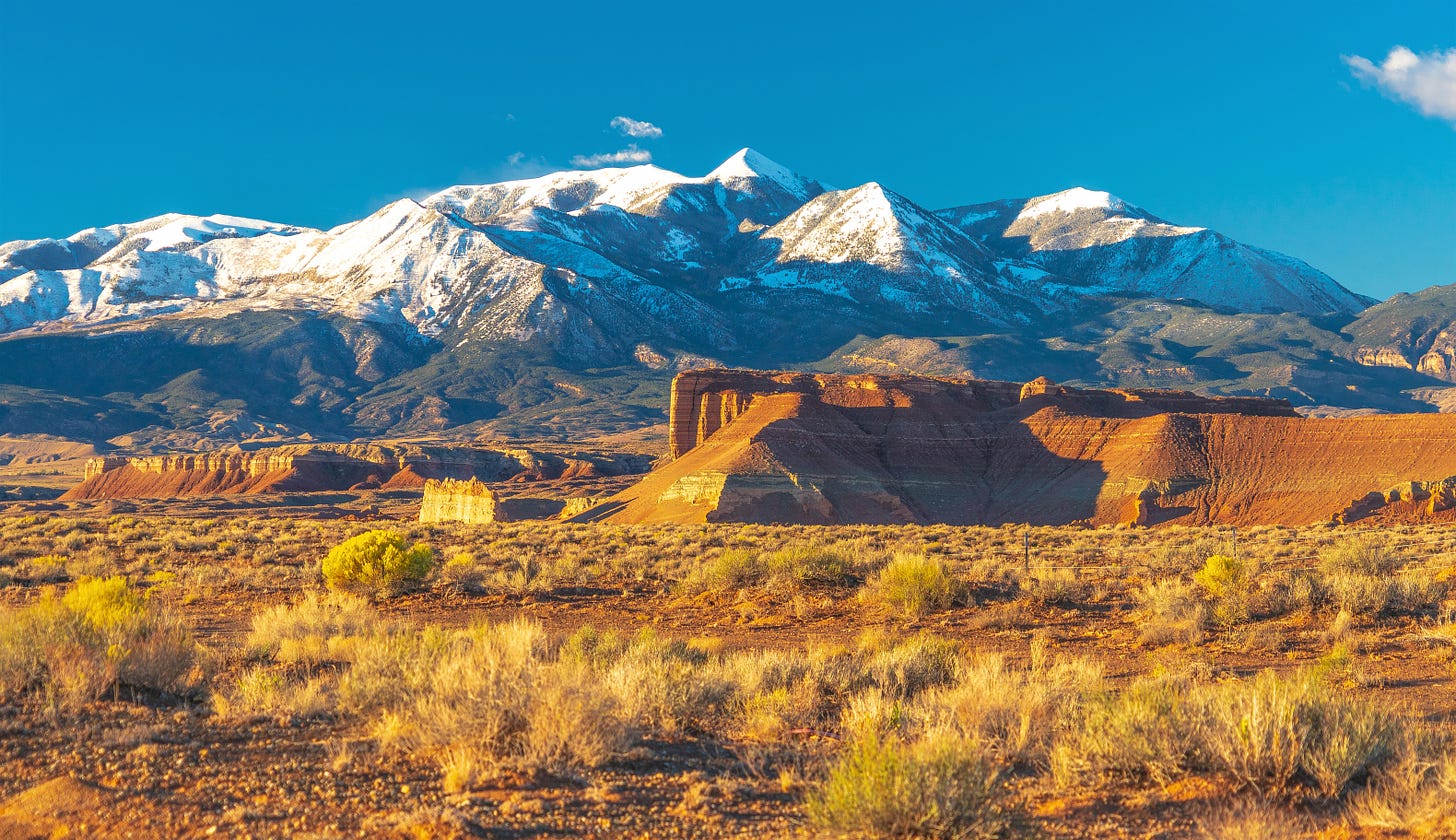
[587,370,1456,528]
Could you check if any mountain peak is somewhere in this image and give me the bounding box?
[1019,187,1130,219]
[707,148,813,198]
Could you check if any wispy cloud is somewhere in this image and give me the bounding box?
[1344,46,1456,124]
[610,115,663,138]
[570,145,652,168]
[495,151,560,180]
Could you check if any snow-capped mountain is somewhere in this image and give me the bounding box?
[1,149,1423,446]
[725,182,1073,324]
[0,152,1371,346]
[938,187,1373,316]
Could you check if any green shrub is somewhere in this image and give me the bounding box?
[862,632,961,698]
[806,733,1008,839]
[488,556,542,595]
[603,627,725,733]
[1253,570,1324,618]
[1194,554,1247,600]
[1201,670,1310,794]
[1201,668,1401,797]
[321,530,433,596]
[1194,554,1256,627]
[437,552,485,591]
[1301,692,1398,798]
[861,553,960,619]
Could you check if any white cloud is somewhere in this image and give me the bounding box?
[610,115,663,138]
[1344,46,1456,124]
[492,151,559,180]
[570,145,652,167]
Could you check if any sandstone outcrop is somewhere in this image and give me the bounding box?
[589,369,1456,527]
[62,443,649,501]
[1335,477,1456,524]
[419,478,575,524]
[419,478,499,524]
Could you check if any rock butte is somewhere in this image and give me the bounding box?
[577,369,1456,527]
[418,478,601,524]
[62,443,648,501]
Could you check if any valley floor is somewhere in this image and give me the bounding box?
[1,512,1454,838]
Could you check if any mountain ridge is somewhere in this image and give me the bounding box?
[0,149,1445,447]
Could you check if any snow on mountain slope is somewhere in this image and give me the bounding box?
[426,149,827,288]
[0,214,306,283]
[0,199,729,358]
[430,149,822,229]
[101,214,311,256]
[428,165,693,226]
[938,188,1372,315]
[725,182,1063,324]
[0,156,1379,356]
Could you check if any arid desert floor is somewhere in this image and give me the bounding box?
[2,512,1455,838]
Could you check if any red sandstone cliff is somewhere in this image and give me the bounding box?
[585,369,1456,527]
[62,443,649,501]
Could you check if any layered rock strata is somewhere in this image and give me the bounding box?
[63,443,648,500]
[588,369,1456,526]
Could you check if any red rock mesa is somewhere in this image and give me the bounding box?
[585,369,1456,526]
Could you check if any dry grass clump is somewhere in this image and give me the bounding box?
[576,627,728,734]
[0,576,195,711]
[1136,578,1207,646]
[1056,662,1403,799]
[913,647,1101,768]
[224,611,632,781]
[1143,534,1230,578]
[368,620,627,783]
[1347,739,1456,833]
[1320,536,1449,618]
[20,553,69,582]
[436,552,486,592]
[681,543,858,597]
[245,590,379,665]
[1199,798,1311,840]
[859,552,963,620]
[805,733,1009,839]
[1018,564,1091,606]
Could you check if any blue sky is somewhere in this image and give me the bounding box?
[0,1,1451,300]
